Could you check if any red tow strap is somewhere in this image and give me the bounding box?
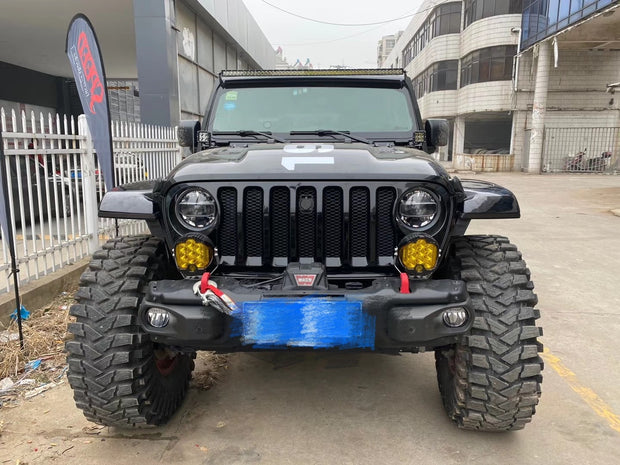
[399,272,410,294]
[200,272,225,298]
[200,272,210,294]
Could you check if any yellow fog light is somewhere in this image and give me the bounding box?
[175,238,213,272]
[398,237,438,273]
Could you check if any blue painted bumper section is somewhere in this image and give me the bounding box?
[232,298,375,349]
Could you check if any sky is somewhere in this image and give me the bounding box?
[242,0,425,68]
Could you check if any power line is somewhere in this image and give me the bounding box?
[259,0,419,26]
[264,1,443,47]
[276,24,387,46]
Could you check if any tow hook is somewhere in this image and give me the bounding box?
[193,272,239,315]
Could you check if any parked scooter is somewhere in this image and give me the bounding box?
[564,150,586,171]
[564,150,612,172]
[586,151,612,171]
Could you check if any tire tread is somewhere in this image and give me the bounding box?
[66,235,193,427]
[435,235,543,431]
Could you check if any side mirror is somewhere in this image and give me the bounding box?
[425,119,449,152]
[178,120,201,152]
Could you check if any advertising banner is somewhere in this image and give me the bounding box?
[66,13,115,191]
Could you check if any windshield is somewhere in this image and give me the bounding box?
[210,86,416,138]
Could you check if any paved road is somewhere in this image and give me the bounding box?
[2,172,620,464]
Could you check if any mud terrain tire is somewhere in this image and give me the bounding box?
[66,235,194,427]
[435,235,543,431]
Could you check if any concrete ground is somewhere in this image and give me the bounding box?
[1,172,620,464]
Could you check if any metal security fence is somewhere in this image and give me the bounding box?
[98,119,181,239]
[0,108,181,293]
[542,127,620,174]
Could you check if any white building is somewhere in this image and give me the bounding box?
[383,0,620,172]
[377,32,403,67]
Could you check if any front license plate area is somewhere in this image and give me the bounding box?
[234,298,375,349]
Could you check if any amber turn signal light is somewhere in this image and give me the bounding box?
[398,237,438,274]
[174,237,213,272]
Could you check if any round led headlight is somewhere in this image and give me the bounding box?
[398,189,439,230]
[176,188,217,230]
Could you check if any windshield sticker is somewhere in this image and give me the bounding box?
[283,144,334,154]
[225,91,238,101]
[223,102,236,111]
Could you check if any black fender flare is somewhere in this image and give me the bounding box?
[98,180,158,220]
[459,178,520,219]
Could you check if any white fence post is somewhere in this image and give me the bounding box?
[78,115,100,254]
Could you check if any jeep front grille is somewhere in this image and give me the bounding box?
[214,183,400,268]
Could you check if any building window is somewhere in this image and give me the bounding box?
[413,60,459,98]
[463,0,523,29]
[429,60,459,92]
[429,3,462,39]
[460,46,516,87]
[402,3,462,67]
[520,0,609,49]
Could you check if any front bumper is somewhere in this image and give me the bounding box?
[139,277,472,352]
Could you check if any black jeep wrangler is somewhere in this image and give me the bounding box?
[66,69,542,431]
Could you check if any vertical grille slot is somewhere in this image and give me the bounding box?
[217,187,238,262]
[376,187,397,264]
[270,186,290,266]
[296,186,316,262]
[244,187,264,266]
[323,187,343,267]
[350,187,370,266]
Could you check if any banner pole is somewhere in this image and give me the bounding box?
[10,242,24,350]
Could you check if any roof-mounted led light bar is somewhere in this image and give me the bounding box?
[220,68,405,78]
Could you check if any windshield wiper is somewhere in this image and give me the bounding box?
[212,130,287,143]
[289,129,371,145]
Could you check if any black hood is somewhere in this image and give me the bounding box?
[167,143,450,183]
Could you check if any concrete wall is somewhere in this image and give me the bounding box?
[458,81,515,114]
[175,0,272,121]
[176,0,275,121]
[512,49,620,170]
[459,15,521,56]
[192,0,275,69]
[517,50,620,116]
[418,89,459,119]
[134,0,275,126]
[0,62,64,114]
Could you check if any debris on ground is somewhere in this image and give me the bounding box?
[82,424,105,435]
[191,352,228,390]
[23,380,64,399]
[0,287,227,409]
[0,377,14,390]
[10,304,31,322]
[0,288,77,407]
[24,359,42,371]
[0,330,19,343]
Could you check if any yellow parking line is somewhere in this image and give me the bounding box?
[543,347,620,433]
